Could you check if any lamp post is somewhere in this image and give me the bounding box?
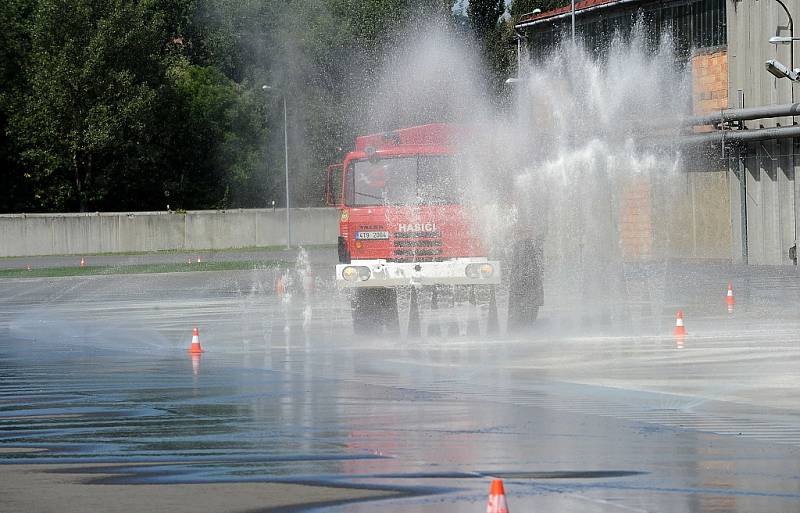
[770,36,800,43]
[571,0,576,43]
[514,9,539,77]
[262,85,291,248]
[766,0,796,98]
[767,8,800,267]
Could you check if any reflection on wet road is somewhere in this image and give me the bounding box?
[1,269,799,512]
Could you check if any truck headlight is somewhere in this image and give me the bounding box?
[466,263,494,279]
[342,266,371,281]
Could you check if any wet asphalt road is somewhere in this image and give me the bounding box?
[1,265,800,512]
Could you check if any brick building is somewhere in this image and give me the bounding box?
[516,0,800,267]
[516,0,727,116]
[515,0,731,263]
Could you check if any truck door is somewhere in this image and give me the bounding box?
[325,164,343,206]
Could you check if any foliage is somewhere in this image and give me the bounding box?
[0,0,532,213]
[468,0,504,41]
[0,0,35,212]
[1,0,269,212]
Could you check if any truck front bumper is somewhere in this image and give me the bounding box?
[336,258,501,288]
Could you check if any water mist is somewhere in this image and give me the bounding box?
[465,26,692,324]
[357,19,693,329]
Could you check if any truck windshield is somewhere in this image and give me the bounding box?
[346,156,460,206]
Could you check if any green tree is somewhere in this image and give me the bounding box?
[4,0,270,212]
[0,0,35,212]
[7,0,179,211]
[4,0,515,213]
[467,0,514,92]
[468,0,504,41]
[166,60,268,208]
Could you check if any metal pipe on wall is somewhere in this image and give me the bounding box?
[681,124,800,146]
[738,154,749,264]
[687,102,800,126]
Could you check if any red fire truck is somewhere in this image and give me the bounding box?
[326,123,543,333]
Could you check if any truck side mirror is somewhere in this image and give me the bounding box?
[325,164,343,206]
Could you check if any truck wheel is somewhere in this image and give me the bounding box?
[507,239,544,331]
[352,288,398,334]
[337,236,351,264]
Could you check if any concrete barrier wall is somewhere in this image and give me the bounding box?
[0,208,339,257]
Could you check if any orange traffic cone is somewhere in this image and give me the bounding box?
[189,327,204,354]
[673,309,686,337]
[726,282,735,313]
[486,479,509,513]
[80,257,86,267]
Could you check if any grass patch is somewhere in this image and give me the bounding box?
[0,260,294,279]
[0,244,336,259]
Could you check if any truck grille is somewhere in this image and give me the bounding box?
[394,231,442,238]
[394,240,442,247]
[392,231,443,260]
[393,249,443,256]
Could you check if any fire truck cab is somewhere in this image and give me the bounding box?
[326,124,539,333]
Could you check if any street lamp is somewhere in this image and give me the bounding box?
[765,59,800,81]
[262,84,291,248]
[571,0,575,42]
[514,9,540,77]
[764,0,797,100]
[770,36,800,44]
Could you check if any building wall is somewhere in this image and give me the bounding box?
[728,140,797,265]
[726,0,800,265]
[619,177,654,261]
[693,49,729,121]
[619,48,732,262]
[0,209,340,257]
[651,164,732,260]
[523,0,799,266]
[726,0,797,123]
[524,9,734,263]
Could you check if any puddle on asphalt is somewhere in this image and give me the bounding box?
[2,276,800,513]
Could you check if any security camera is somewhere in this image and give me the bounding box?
[765,59,800,81]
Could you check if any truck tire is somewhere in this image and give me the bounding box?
[352,288,398,334]
[338,236,350,264]
[507,239,544,330]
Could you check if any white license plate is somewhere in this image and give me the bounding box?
[356,231,389,240]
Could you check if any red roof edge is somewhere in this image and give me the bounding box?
[518,0,618,24]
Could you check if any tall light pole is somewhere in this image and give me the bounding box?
[514,9,539,77]
[571,0,576,42]
[769,0,795,101]
[262,85,291,248]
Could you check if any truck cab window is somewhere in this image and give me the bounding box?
[417,156,461,204]
[347,156,459,206]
